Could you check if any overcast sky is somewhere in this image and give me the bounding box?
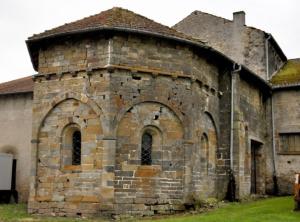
[0,0,299,83]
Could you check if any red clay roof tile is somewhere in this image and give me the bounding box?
[0,76,33,95]
[28,7,196,42]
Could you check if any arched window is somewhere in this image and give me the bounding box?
[141,132,152,165]
[72,130,81,165]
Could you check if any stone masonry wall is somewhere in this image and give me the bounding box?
[174,11,285,80]
[235,76,269,197]
[217,70,232,199]
[267,42,285,78]
[29,32,232,217]
[38,35,108,74]
[273,89,300,195]
[29,70,113,217]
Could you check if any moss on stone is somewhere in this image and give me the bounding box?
[270,59,300,85]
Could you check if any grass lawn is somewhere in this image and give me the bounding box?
[0,196,299,222]
[145,196,300,222]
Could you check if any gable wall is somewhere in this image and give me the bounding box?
[174,12,285,81]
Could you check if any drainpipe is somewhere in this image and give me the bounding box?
[266,34,278,194]
[227,63,241,201]
[265,34,271,80]
[271,95,278,194]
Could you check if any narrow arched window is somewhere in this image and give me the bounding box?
[72,131,81,165]
[141,132,152,165]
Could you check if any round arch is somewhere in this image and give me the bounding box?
[113,100,186,138]
[204,111,219,146]
[33,92,107,139]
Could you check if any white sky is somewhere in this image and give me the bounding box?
[0,0,299,83]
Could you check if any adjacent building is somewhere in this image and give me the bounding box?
[0,7,298,217]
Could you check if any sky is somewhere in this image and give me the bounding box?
[0,0,299,83]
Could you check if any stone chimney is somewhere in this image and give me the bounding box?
[232,11,246,64]
[233,11,246,26]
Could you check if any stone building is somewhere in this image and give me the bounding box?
[0,7,299,217]
[270,59,300,194]
[173,10,287,80]
[0,77,33,202]
[173,10,299,195]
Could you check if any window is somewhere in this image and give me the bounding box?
[62,123,82,168]
[141,132,152,165]
[72,131,81,165]
[280,133,300,153]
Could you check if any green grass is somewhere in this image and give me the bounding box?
[0,204,96,222]
[0,197,299,222]
[144,196,300,222]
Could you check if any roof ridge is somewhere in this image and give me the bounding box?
[28,7,191,41]
[192,10,232,22]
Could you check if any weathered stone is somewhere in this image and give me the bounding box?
[13,7,295,219]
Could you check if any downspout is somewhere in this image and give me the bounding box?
[266,34,271,81]
[227,63,241,201]
[266,34,278,194]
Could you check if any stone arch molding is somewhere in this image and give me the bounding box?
[114,99,186,138]
[203,111,219,145]
[201,111,218,171]
[34,91,108,139]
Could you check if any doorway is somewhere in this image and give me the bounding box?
[250,140,262,194]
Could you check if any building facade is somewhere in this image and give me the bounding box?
[0,7,299,217]
[0,77,33,202]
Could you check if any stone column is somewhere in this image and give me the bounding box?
[231,70,248,199]
[99,138,116,214]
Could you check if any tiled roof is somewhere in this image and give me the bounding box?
[270,59,300,86]
[0,76,33,95]
[27,7,205,71]
[28,7,197,42]
[24,8,270,91]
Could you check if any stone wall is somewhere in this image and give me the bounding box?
[38,35,108,74]
[234,75,270,197]
[273,89,300,195]
[29,70,112,216]
[173,11,285,80]
[0,93,32,202]
[28,32,229,217]
[267,42,285,78]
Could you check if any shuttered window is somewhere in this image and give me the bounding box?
[280,133,300,153]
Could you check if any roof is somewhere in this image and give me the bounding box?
[0,76,33,95]
[28,7,194,42]
[25,7,271,92]
[27,7,205,71]
[270,59,300,86]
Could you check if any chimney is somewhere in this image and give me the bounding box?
[233,11,246,26]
